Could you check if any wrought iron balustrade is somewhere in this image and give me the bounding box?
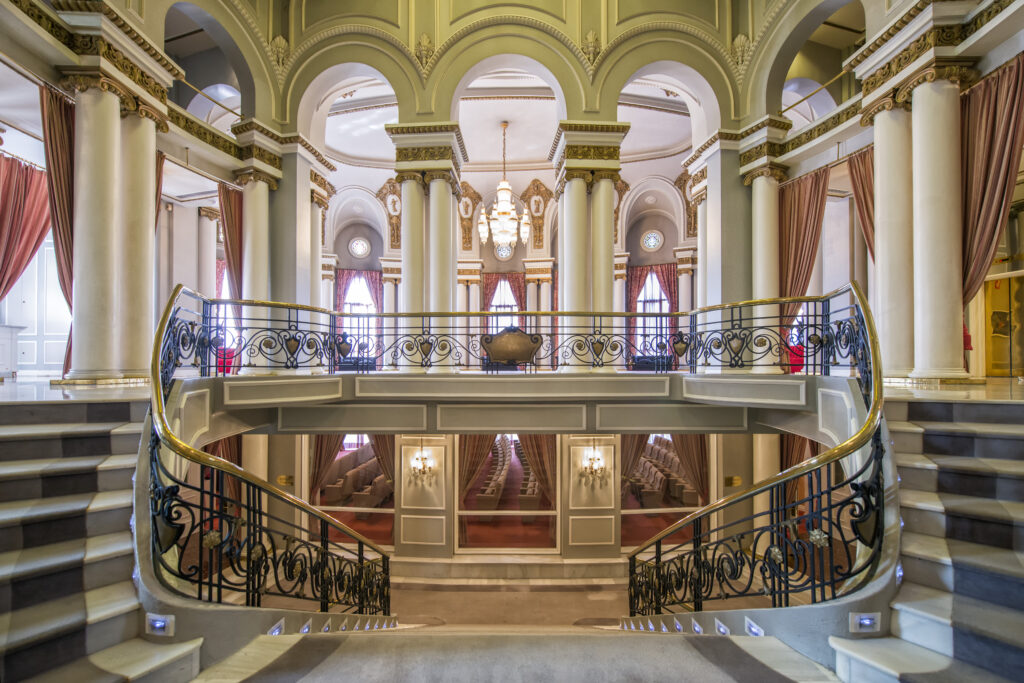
[149,287,390,615]
[626,282,884,616]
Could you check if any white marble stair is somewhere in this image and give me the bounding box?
[830,634,1012,682]
[26,637,203,683]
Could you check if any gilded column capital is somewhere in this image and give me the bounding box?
[310,170,336,197]
[859,95,911,127]
[742,164,788,187]
[423,169,460,196]
[198,206,221,221]
[311,189,330,210]
[235,168,278,191]
[592,170,621,184]
[895,62,978,103]
[692,189,707,206]
[60,73,136,113]
[395,170,425,186]
[131,102,169,133]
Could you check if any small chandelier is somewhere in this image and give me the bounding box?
[478,121,531,251]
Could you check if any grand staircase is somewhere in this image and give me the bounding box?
[830,396,1024,682]
[0,398,201,682]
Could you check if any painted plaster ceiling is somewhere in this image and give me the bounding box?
[323,69,691,172]
[161,160,219,205]
[807,3,865,50]
[0,61,43,142]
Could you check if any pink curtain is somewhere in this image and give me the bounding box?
[335,268,361,309]
[370,434,395,484]
[847,146,875,260]
[620,433,650,491]
[363,269,383,312]
[962,52,1024,305]
[458,434,497,501]
[651,262,679,341]
[310,433,346,501]
[39,85,74,376]
[202,435,242,504]
[481,273,501,312]
[626,264,651,343]
[671,434,709,505]
[506,272,526,310]
[779,167,830,325]
[0,155,51,299]
[518,434,557,506]
[154,151,166,232]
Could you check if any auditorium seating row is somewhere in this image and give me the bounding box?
[515,440,542,511]
[476,435,513,510]
[320,443,394,509]
[627,441,700,507]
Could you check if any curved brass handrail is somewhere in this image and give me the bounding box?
[628,280,883,557]
[149,284,389,556]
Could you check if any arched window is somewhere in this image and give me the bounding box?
[636,272,669,350]
[489,279,518,333]
[344,276,377,355]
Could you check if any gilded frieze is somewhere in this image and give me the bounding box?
[72,35,168,103]
[395,146,457,166]
[781,100,861,154]
[310,170,336,197]
[738,141,785,167]
[167,107,243,160]
[238,144,283,170]
[861,27,962,96]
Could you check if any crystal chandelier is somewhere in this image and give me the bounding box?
[478,121,531,251]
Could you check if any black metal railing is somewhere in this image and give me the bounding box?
[149,287,390,615]
[628,282,885,616]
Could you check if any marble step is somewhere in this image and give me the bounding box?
[0,454,136,502]
[887,420,1024,460]
[899,531,1024,611]
[830,634,1014,683]
[25,636,203,683]
[0,531,134,613]
[391,554,628,581]
[890,582,1024,680]
[898,489,1024,550]
[0,422,145,463]
[0,581,140,680]
[0,490,133,553]
[896,452,1024,502]
[0,400,147,427]
[905,400,1024,426]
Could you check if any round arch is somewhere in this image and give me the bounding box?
[155,0,274,120]
[326,186,390,253]
[619,176,686,242]
[285,42,422,139]
[593,37,734,137]
[427,25,589,121]
[742,0,862,117]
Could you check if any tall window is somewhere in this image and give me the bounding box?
[636,272,669,351]
[344,276,377,354]
[489,279,518,333]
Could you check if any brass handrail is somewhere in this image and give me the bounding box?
[149,284,388,556]
[628,280,882,556]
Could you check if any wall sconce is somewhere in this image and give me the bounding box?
[409,450,434,482]
[579,446,607,485]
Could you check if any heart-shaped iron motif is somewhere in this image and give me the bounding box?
[419,340,433,358]
[672,339,689,357]
[285,338,300,355]
[591,340,605,357]
[337,340,352,358]
[727,337,745,355]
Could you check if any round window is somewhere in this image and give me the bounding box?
[348,237,371,258]
[495,243,513,261]
[641,230,663,252]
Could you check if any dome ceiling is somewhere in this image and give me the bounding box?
[323,70,692,171]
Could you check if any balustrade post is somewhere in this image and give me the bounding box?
[200,300,212,377]
[382,555,390,615]
[689,315,698,373]
[319,519,329,613]
[628,555,637,616]
[357,540,366,614]
[654,539,663,615]
[821,298,832,376]
[245,482,256,607]
[692,517,703,612]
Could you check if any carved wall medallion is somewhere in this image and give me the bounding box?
[457,181,482,250]
[520,178,553,250]
[376,178,403,249]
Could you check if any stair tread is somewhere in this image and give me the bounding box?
[0,531,133,582]
[829,635,1014,682]
[901,531,1024,580]
[25,636,203,683]
[896,452,1024,477]
[0,422,134,441]
[909,420,1024,438]
[899,489,1024,523]
[892,582,1024,646]
[0,580,138,653]
[0,454,136,480]
[0,489,133,527]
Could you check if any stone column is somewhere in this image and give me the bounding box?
[380,259,400,369]
[426,172,455,371]
[752,433,780,521]
[561,173,590,370]
[239,171,273,301]
[118,108,160,378]
[591,172,616,314]
[310,192,328,309]
[197,207,219,298]
[907,75,970,379]
[398,172,425,314]
[67,82,123,380]
[868,103,914,378]
[695,192,708,309]
[746,167,786,373]
[614,253,628,313]
[321,254,337,311]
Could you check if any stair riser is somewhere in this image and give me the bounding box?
[953,627,1024,680]
[0,402,143,427]
[902,504,1022,550]
[890,430,922,454]
[907,401,1024,425]
[938,470,1024,502]
[2,609,139,681]
[900,555,953,594]
[833,651,899,683]
[0,436,113,463]
[0,506,132,553]
[900,554,1024,611]
[134,650,202,683]
[922,432,1024,460]
[896,466,936,492]
[0,467,134,503]
[891,608,953,657]
[0,552,134,614]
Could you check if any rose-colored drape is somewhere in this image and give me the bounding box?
[363,269,383,312]
[626,264,651,341]
[458,434,497,501]
[518,434,557,506]
[202,435,242,504]
[481,273,502,312]
[370,434,395,484]
[620,433,650,490]
[780,434,815,506]
[651,262,679,341]
[0,155,51,299]
[217,184,243,301]
[154,151,166,232]
[310,433,346,501]
[215,259,226,297]
[671,433,709,505]
[962,52,1024,305]
[847,146,875,260]
[335,268,361,309]
[40,85,74,375]
[779,167,830,325]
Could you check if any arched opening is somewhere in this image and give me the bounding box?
[185,83,241,133]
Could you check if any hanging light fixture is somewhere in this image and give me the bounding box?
[478,121,531,251]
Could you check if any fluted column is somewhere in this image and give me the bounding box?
[118,109,159,378]
[197,207,219,298]
[870,104,914,378]
[907,76,969,379]
[747,168,786,373]
[67,83,122,380]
